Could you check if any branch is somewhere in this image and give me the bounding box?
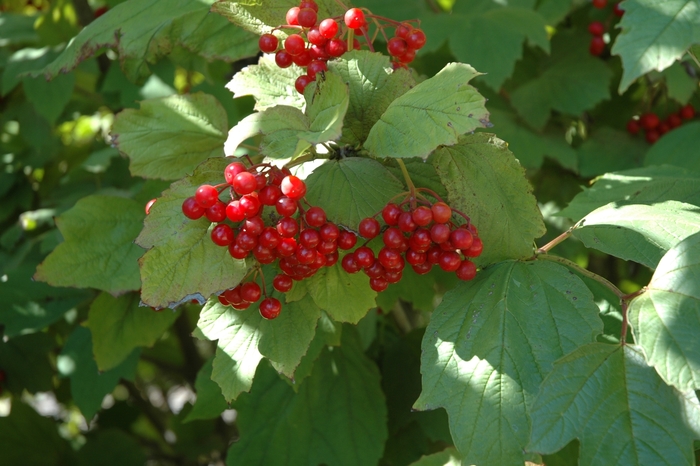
[536,228,573,254]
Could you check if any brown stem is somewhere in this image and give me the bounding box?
[536,229,573,254]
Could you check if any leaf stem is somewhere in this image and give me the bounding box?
[536,254,624,299]
[396,159,417,208]
[687,50,700,69]
[536,229,573,254]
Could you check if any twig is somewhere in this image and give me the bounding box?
[536,229,573,254]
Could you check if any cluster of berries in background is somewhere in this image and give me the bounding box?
[626,104,695,144]
[258,0,426,93]
[180,159,364,319]
[342,194,483,292]
[588,0,624,56]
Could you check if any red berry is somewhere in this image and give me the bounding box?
[259,227,281,249]
[592,0,607,8]
[276,196,298,217]
[309,44,329,61]
[325,38,347,57]
[378,248,402,270]
[589,36,605,56]
[465,237,483,257]
[666,113,683,128]
[325,251,339,266]
[254,173,267,190]
[275,50,294,68]
[285,34,306,55]
[240,194,261,217]
[450,228,474,250]
[387,37,407,57]
[260,298,282,319]
[359,217,381,239]
[232,301,251,310]
[320,223,340,241]
[406,249,427,265]
[341,254,361,273]
[243,216,265,236]
[354,246,375,268]
[295,75,313,94]
[431,202,452,224]
[259,34,279,53]
[277,217,299,238]
[296,246,316,264]
[658,122,670,135]
[305,206,326,227]
[412,262,432,275]
[226,200,246,223]
[338,230,357,249]
[253,244,275,264]
[297,8,317,28]
[224,162,247,184]
[182,197,205,220]
[317,240,337,254]
[385,270,402,284]
[383,227,405,249]
[259,185,282,205]
[613,2,624,16]
[438,251,461,272]
[680,104,695,119]
[218,293,230,306]
[229,243,249,259]
[145,198,157,215]
[299,229,321,248]
[232,172,257,195]
[236,230,258,251]
[211,224,235,246]
[409,228,431,251]
[398,48,416,64]
[293,50,313,67]
[626,119,641,134]
[319,18,338,38]
[382,204,402,225]
[299,1,318,12]
[364,261,385,278]
[397,211,417,232]
[277,237,298,257]
[395,23,412,39]
[640,113,660,130]
[205,202,227,223]
[307,28,326,46]
[224,286,244,305]
[588,21,605,36]
[430,223,450,243]
[307,60,328,79]
[406,29,426,49]
[281,175,306,200]
[94,6,108,18]
[344,8,365,29]
[456,260,477,281]
[273,274,294,292]
[645,129,660,144]
[369,277,388,292]
[195,185,219,208]
[411,206,433,227]
[241,282,262,302]
[286,6,300,25]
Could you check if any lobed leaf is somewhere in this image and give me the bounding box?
[414,260,603,465]
[226,54,305,111]
[628,231,700,390]
[576,127,648,178]
[645,122,700,172]
[184,357,229,422]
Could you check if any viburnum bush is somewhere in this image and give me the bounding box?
[1,0,700,465]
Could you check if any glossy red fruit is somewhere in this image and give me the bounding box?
[398,48,416,63]
[253,244,275,264]
[382,227,404,249]
[226,200,246,222]
[588,21,605,36]
[243,216,264,236]
[344,8,365,28]
[236,230,258,251]
[645,129,660,144]
[613,2,624,16]
[94,6,108,18]
[589,36,605,56]
[277,217,299,238]
[325,38,347,57]
[450,228,474,250]
[354,246,375,268]
[259,185,282,205]
[277,237,297,256]
[387,37,408,57]
[297,8,317,27]
[296,246,316,264]
[341,254,361,273]
[666,113,683,128]
[430,203,451,224]
[195,185,219,208]
[592,0,607,8]
[299,0,318,12]
[299,229,321,248]
[411,206,433,226]
[182,197,205,220]
[359,217,381,239]
[412,262,432,275]
[218,293,229,306]
[273,274,294,292]
[382,203,402,225]
[211,224,235,246]
[456,260,477,280]
[430,223,450,243]
[286,6,300,25]
[364,261,385,279]
[254,173,267,190]
[639,113,660,130]
[309,44,329,61]
[438,251,461,272]
[224,162,247,184]
[320,223,340,241]
[240,194,261,217]
[281,175,306,200]
[317,240,337,254]
[285,34,306,55]
[409,228,431,251]
[307,27,326,46]
[224,286,244,305]
[680,104,695,120]
[260,298,282,319]
[337,230,357,249]
[325,251,339,266]
[305,206,327,227]
[229,243,249,259]
[319,18,338,38]
[406,29,426,49]
[378,248,402,270]
[385,270,402,284]
[406,249,427,265]
[276,196,298,217]
[295,74,313,94]
[241,282,262,302]
[395,23,412,39]
[259,227,281,249]
[307,60,327,79]
[369,277,389,292]
[397,211,417,232]
[626,119,641,134]
[205,202,227,222]
[275,50,294,68]
[232,172,257,195]
[232,301,251,310]
[293,50,313,67]
[465,237,483,257]
[145,198,157,215]
[259,33,279,53]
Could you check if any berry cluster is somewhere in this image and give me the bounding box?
[626,104,695,144]
[181,160,358,319]
[341,196,483,292]
[258,1,426,93]
[587,1,624,56]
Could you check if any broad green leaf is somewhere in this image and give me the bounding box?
[112,93,228,180]
[57,327,140,420]
[628,231,700,390]
[195,294,321,401]
[572,200,700,268]
[75,430,146,466]
[612,0,700,93]
[290,312,342,388]
[306,256,378,323]
[510,32,612,130]
[304,157,405,229]
[86,292,180,371]
[558,165,700,222]
[227,329,387,466]
[23,71,74,124]
[328,51,415,146]
[387,158,449,201]
[0,13,40,47]
[0,403,75,466]
[184,357,229,422]
[224,72,349,160]
[1,46,62,95]
[408,448,461,466]
[528,343,695,466]
[0,333,55,395]
[34,195,143,295]
[414,260,603,466]
[432,134,546,264]
[662,61,698,104]
[645,122,700,172]
[226,54,305,111]
[577,127,648,178]
[364,63,490,159]
[40,0,258,82]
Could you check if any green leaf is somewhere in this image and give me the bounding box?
[572,200,700,268]
[612,0,700,93]
[645,122,700,172]
[528,343,695,466]
[0,333,55,394]
[0,403,75,466]
[227,329,387,466]
[364,62,490,159]
[0,13,40,47]
[510,32,612,130]
[184,356,229,422]
[628,231,700,390]
[85,292,179,371]
[432,133,546,264]
[40,0,258,82]
[306,255,378,323]
[328,50,415,146]
[1,46,62,95]
[195,294,321,401]
[34,195,144,294]
[112,93,228,180]
[662,61,698,104]
[76,429,147,466]
[226,54,305,111]
[224,71,349,160]
[558,165,700,222]
[577,127,648,178]
[375,265,439,313]
[408,448,461,466]
[23,71,74,124]
[290,312,342,389]
[304,157,405,229]
[414,260,602,466]
[57,326,140,420]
